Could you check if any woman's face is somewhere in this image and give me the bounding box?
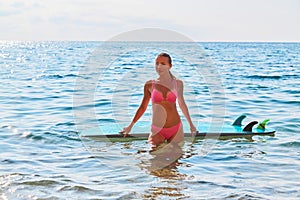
[155,56,172,75]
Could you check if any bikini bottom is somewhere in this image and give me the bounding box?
[151,122,182,140]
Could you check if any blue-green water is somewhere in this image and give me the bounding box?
[0,41,299,199]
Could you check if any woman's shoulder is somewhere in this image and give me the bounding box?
[144,80,153,88]
[145,79,153,85]
[174,78,183,86]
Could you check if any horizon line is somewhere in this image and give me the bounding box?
[0,39,299,43]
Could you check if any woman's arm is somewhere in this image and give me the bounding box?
[120,80,152,137]
[177,80,198,133]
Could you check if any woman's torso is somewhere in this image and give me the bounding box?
[150,79,181,128]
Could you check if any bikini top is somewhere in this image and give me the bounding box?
[151,79,178,104]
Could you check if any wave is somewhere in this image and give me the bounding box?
[245,74,299,80]
[40,73,79,79]
[279,141,300,148]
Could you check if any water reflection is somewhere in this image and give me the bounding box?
[138,142,189,199]
[138,142,186,178]
[142,184,187,199]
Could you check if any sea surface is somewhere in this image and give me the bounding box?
[0,41,299,199]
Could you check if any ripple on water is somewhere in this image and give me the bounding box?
[0,42,300,199]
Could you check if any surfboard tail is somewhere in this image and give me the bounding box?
[257,119,270,130]
[243,121,258,132]
[232,114,247,126]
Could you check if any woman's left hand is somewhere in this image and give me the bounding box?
[190,124,198,135]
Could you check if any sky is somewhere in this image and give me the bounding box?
[0,0,299,41]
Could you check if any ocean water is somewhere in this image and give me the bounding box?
[0,41,299,199]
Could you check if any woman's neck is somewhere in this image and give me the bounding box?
[157,73,173,82]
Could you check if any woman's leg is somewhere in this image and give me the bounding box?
[148,130,165,148]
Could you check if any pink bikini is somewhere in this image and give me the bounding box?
[151,80,177,104]
[151,80,182,140]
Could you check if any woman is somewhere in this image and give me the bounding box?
[120,53,197,148]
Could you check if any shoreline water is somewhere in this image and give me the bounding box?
[0,41,299,199]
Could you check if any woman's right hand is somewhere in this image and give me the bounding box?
[119,125,133,138]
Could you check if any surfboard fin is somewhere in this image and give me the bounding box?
[243,121,258,132]
[232,114,247,126]
[257,119,270,130]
